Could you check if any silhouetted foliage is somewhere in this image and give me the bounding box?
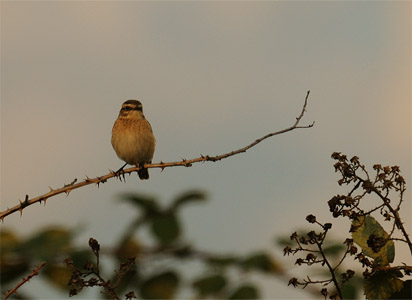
[2,153,411,299]
[284,153,411,299]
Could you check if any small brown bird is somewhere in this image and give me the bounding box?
[111,100,156,179]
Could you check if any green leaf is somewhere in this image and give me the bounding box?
[275,236,294,247]
[0,230,20,254]
[389,279,412,299]
[170,190,207,211]
[322,243,346,257]
[229,284,259,299]
[115,239,140,260]
[341,282,359,299]
[241,252,280,273]
[43,264,72,290]
[150,214,180,245]
[120,193,160,216]
[0,230,31,284]
[341,274,363,299]
[0,262,29,285]
[69,249,93,269]
[21,227,72,260]
[364,270,404,299]
[108,266,139,297]
[208,255,239,268]
[351,216,394,266]
[192,274,227,296]
[140,271,179,299]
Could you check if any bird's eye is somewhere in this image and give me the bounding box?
[123,106,132,111]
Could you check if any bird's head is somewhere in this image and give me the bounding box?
[118,99,145,119]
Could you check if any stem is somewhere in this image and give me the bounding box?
[316,241,343,299]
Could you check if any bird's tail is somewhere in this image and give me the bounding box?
[138,167,149,180]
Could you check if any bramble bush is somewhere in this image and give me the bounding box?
[283,153,411,299]
[1,153,411,299]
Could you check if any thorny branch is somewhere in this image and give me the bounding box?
[3,262,46,300]
[1,91,313,221]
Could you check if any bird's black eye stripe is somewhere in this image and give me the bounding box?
[122,106,139,111]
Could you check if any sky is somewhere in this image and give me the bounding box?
[1,1,411,299]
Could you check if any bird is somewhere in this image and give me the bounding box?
[111,100,156,180]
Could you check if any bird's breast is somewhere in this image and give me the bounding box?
[111,119,155,165]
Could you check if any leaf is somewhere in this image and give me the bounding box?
[192,274,227,296]
[21,227,72,260]
[170,190,207,211]
[351,216,394,266]
[115,239,140,260]
[140,271,179,299]
[341,282,359,299]
[0,230,20,254]
[120,193,160,216]
[0,261,29,285]
[43,264,72,290]
[208,255,239,268]
[229,284,259,299]
[69,249,93,269]
[0,230,31,284]
[389,279,412,299]
[241,252,281,273]
[341,274,363,299]
[322,243,346,257]
[108,265,139,297]
[150,214,180,245]
[364,270,403,299]
[275,236,294,247]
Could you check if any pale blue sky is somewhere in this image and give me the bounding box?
[1,1,411,299]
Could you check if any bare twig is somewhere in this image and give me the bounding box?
[1,91,313,221]
[3,262,46,300]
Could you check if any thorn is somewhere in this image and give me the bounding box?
[65,189,72,197]
[19,207,23,217]
[64,178,77,187]
[43,198,47,206]
[85,176,91,182]
[48,186,54,192]
[0,216,4,223]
